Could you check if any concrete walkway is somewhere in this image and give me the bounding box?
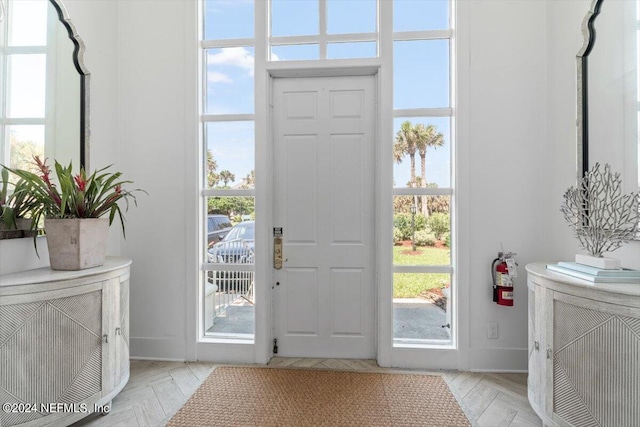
[207,298,450,341]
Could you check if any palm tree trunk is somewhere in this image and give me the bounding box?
[409,154,416,187]
[420,153,428,216]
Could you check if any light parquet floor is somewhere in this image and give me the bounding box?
[74,358,541,427]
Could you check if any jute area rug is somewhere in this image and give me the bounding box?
[167,366,470,426]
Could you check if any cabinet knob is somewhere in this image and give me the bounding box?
[534,341,539,351]
[103,334,109,344]
[116,327,121,335]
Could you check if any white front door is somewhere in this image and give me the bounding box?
[272,75,376,359]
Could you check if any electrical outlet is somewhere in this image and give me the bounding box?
[488,322,498,339]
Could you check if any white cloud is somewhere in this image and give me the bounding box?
[208,47,254,75]
[208,72,232,84]
[271,52,280,62]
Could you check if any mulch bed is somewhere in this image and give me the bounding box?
[419,289,447,310]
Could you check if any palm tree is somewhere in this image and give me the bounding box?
[393,121,418,187]
[245,170,255,188]
[415,124,444,215]
[219,170,235,187]
[206,150,219,188]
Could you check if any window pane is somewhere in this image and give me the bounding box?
[205,121,255,189]
[203,0,254,40]
[393,117,450,188]
[203,271,255,337]
[327,42,377,59]
[7,54,46,118]
[393,196,450,266]
[328,0,376,34]
[394,0,449,32]
[394,40,449,109]
[271,44,319,61]
[205,196,255,261]
[205,47,255,114]
[7,125,45,171]
[8,0,47,46]
[271,0,318,36]
[393,273,451,342]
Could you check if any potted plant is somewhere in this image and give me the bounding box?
[0,168,10,232]
[3,177,38,232]
[5,156,145,270]
[560,163,639,269]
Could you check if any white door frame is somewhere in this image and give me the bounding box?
[253,64,383,364]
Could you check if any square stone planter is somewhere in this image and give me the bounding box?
[44,218,109,270]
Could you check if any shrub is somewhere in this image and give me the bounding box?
[443,232,451,248]
[427,212,449,240]
[393,227,403,244]
[413,230,437,247]
[393,213,427,240]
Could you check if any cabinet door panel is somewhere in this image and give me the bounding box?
[0,288,103,427]
[552,293,640,427]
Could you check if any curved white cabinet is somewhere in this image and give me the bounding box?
[0,257,131,427]
[526,263,639,427]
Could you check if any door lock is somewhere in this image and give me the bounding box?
[274,237,283,269]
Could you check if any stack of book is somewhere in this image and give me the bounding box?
[546,262,640,283]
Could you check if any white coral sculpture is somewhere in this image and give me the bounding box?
[560,163,639,257]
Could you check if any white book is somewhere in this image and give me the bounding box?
[557,262,640,278]
[546,264,640,284]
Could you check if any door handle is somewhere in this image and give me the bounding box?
[274,237,283,269]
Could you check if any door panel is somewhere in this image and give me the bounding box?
[273,75,376,358]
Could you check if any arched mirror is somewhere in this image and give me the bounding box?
[578,0,638,194]
[0,0,89,239]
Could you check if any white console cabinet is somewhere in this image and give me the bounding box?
[0,257,131,427]
[526,263,639,427]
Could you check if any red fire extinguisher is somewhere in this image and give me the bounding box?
[492,251,517,306]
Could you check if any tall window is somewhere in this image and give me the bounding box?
[201,0,256,339]
[391,0,453,345]
[0,0,48,171]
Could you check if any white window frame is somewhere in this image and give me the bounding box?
[0,0,51,167]
[195,0,462,369]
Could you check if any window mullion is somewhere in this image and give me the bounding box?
[319,0,327,59]
[392,29,453,42]
[201,114,255,122]
[393,108,453,118]
[202,39,255,49]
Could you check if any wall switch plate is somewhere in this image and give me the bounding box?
[488,322,498,339]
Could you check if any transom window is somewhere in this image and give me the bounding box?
[269,0,378,60]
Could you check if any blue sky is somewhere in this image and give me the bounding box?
[205,0,450,188]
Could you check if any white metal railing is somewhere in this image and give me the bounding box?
[212,270,254,320]
[209,240,255,322]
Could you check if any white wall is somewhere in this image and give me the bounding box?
[115,0,195,360]
[462,0,547,371]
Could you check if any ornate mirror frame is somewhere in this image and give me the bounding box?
[576,0,603,180]
[49,0,90,170]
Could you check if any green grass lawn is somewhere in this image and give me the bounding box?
[393,245,450,298]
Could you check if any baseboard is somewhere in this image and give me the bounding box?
[468,347,528,372]
[129,356,186,362]
[130,337,187,360]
